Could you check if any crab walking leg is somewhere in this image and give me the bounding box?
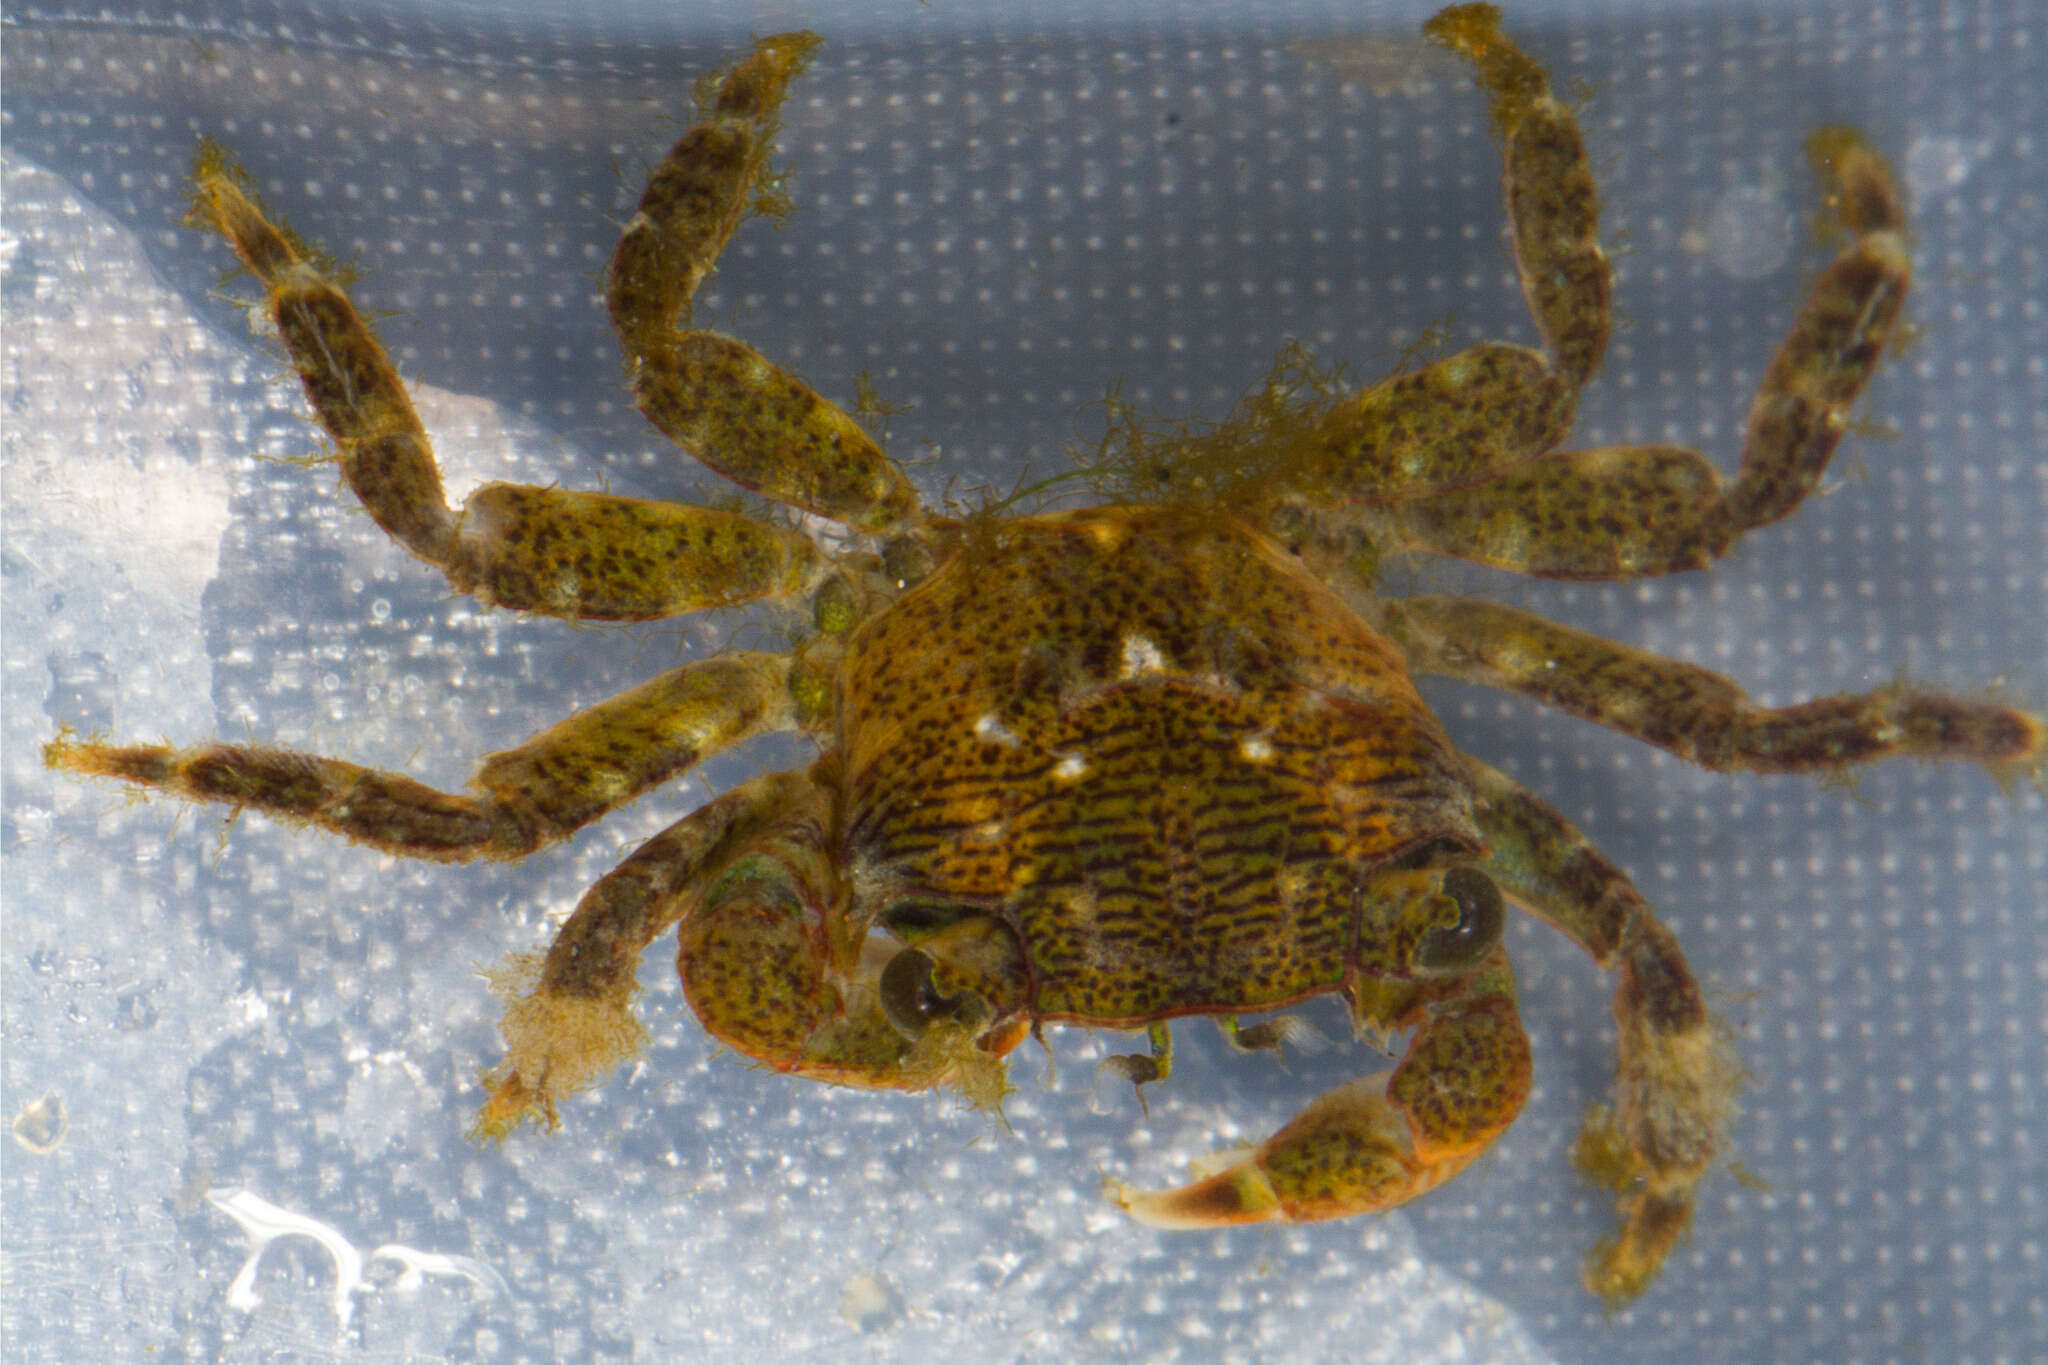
[451,483,821,620]
[606,32,923,534]
[1382,596,2045,777]
[185,142,821,621]
[1110,951,1530,1229]
[1292,343,1578,505]
[475,771,808,1136]
[1332,4,1605,487]
[46,653,797,861]
[1462,758,1740,1304]
[1387,126,1909,579]
[1292,5,1605,505]
[1426,4,1610,385]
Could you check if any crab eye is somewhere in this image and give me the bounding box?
[879,948,981,1038]
[1415,867,1504,971]
[882,535,935,590]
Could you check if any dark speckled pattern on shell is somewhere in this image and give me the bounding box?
[838,507,1478,1025]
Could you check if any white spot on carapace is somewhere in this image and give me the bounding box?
[1120,633,1168,678]
[974,712,1021,747]
[1239,734,1276,763]
[1053,752,1089,780]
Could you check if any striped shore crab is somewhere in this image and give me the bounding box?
[45,5,2042,1305]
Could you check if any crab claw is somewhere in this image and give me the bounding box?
[681,888,1030,1114]
[1111,978,1530,1227]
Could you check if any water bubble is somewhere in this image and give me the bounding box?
[1704,185,1793,281]
[1903,135,1977,202]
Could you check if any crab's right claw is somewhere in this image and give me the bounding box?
[1111,973,1530,1228]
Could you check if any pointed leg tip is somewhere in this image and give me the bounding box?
[1105,1165,1281,1230]
[467,1069,557,1145]
[1583,1238,1659,1308]
[1421,4,1505,53]
[1579,1184,1698,1306]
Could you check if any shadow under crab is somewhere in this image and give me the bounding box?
[45,4,2043,1306]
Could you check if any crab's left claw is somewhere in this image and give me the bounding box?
[1110,957,1529,1228]
[681,892,1030,1115]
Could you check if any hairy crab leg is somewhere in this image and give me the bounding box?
[1291,344,1578,506]
[185,141,820,622]
[1425,3,1610,386]
[1461,759,1742,1305]
[1292,10,1912,584]
[1109,948,1530,1233]
[1385,120,1910,578]
[46,653,797,861]
[475,770,810,1137]
[607,31,924,535]
[1382,596,2046,780]
[1273,4,1602,507]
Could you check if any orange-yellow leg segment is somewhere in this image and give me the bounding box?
[606,32,923,534]
[1465,759,1741,1304]
[1383,596,2045,781]
[1110,950,1529,1230]
[186,142,820,620]
[46,652,796,861]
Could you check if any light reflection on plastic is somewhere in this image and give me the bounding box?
[206,1186,512,1330]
